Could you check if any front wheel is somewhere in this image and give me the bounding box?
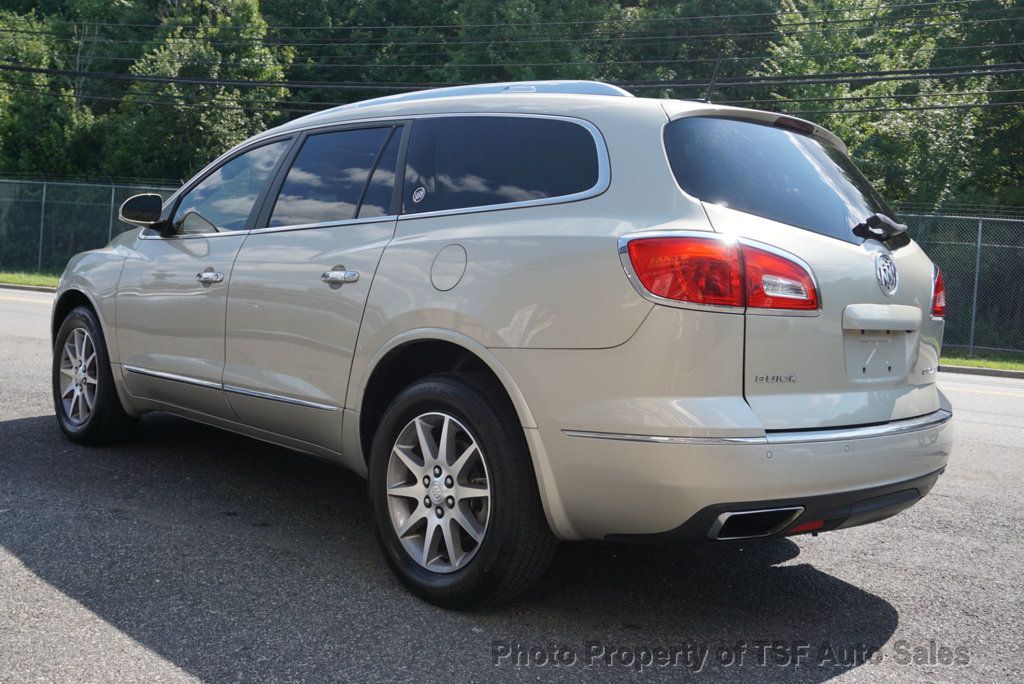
[52,305,138,445]
[368,373,557,608]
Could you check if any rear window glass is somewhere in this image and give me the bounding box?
[663,116,896,244]
[403,116,600,213]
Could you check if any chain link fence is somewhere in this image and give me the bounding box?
[904,213,1024,354]
[0,178,1020,353]
[0,178,176,274]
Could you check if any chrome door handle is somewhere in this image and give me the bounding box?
[321,270,359,285]
[196,271,225,284]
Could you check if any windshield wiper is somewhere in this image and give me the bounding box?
[852,213,908,241]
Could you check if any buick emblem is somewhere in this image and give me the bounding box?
[429,481,444,506]
[875,253,898,296]
[411,186,426,203]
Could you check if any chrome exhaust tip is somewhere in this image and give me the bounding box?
[707,506,804,541]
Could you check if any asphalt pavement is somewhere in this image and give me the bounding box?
[0,288,1021,682]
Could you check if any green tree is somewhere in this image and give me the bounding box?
[951,0,1024,207]
[101,0,292,180]
[0,10,97,176]
[756,0,987,207]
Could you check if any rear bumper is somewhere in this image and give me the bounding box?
[533,406,952,540]
[607,467,944,544]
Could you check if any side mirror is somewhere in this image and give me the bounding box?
[119,194,164,226]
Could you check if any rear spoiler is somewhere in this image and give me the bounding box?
[660,100,847,155]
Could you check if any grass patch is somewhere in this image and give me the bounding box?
[942,350,1024,372]
[0,271,60,288]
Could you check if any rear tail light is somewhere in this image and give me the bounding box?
[932,267,946,317]
[743,245,819,310]
[624,235,818,311]
[625,237,743,307]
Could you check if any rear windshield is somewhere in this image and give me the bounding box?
[663,116,897,245]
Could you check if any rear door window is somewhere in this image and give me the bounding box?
[402,116,600,214]
[357,127,402,218]
[663,116,897,244]
[269,126,392,227]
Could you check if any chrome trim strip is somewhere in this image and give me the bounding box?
[154,113,609,234]
[249,214,398,236]
[253,114,415,142]
[765,408,952,444]
[397,114,610,221]
[561,429,767,445]
[123,365,222,390]
[562,408,951,447]
[138,228,247,241]
[222,385,340,411]
[123,365,341,411]
[141,211,397,241]
[616,229,822,317]
[708,506,804,541]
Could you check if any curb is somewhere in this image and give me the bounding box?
[0,282,57,293]
[939,364,1024,380]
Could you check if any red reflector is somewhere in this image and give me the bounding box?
[626,237,744,307]
[932,268,946,317]
[741,244,819,310]
[787,519,826,535]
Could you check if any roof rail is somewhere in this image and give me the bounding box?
[326,80,634,113]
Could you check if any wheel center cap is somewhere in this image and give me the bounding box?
[428,480,444,506]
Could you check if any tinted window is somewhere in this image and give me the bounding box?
[402,118,436,213]
[403,116,600,213]
[173,140,289,233]
[358,127,401,218]
[270,127,391,227]
[663,116,896,244]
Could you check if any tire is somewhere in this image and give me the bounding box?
[368,373,557,608]
[52,305,138,445]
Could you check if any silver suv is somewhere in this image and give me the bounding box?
[52,81,952,607]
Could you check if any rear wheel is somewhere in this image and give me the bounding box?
[52,306,138,445]
[369,373,557,608]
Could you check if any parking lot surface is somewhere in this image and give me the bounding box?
[0,289,1021,682]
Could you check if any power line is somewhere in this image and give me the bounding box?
[11,78,1020,110]
[7,70,1024,116]
[626,64,1024,91]
[31,0,995,32]
[0,63,446,91]
[0,82,320,114]
[3,61,1020,94]
[787,100,1024,115]
[8,78,1023,119]
[48,40,1024,72]
[717,88,1024,105]
[0,79,331,111]
[1,13,1016,49]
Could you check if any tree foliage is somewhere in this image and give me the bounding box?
[0,0,1019,208]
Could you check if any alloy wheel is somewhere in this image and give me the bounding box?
[385,412,491,573]
[58,327,98,425]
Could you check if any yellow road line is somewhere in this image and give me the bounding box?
[0,294,52,305]
[942,385,1024,399]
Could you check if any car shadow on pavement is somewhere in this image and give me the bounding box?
[0,413,898,682]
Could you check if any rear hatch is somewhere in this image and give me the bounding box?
[663,114,943,430]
